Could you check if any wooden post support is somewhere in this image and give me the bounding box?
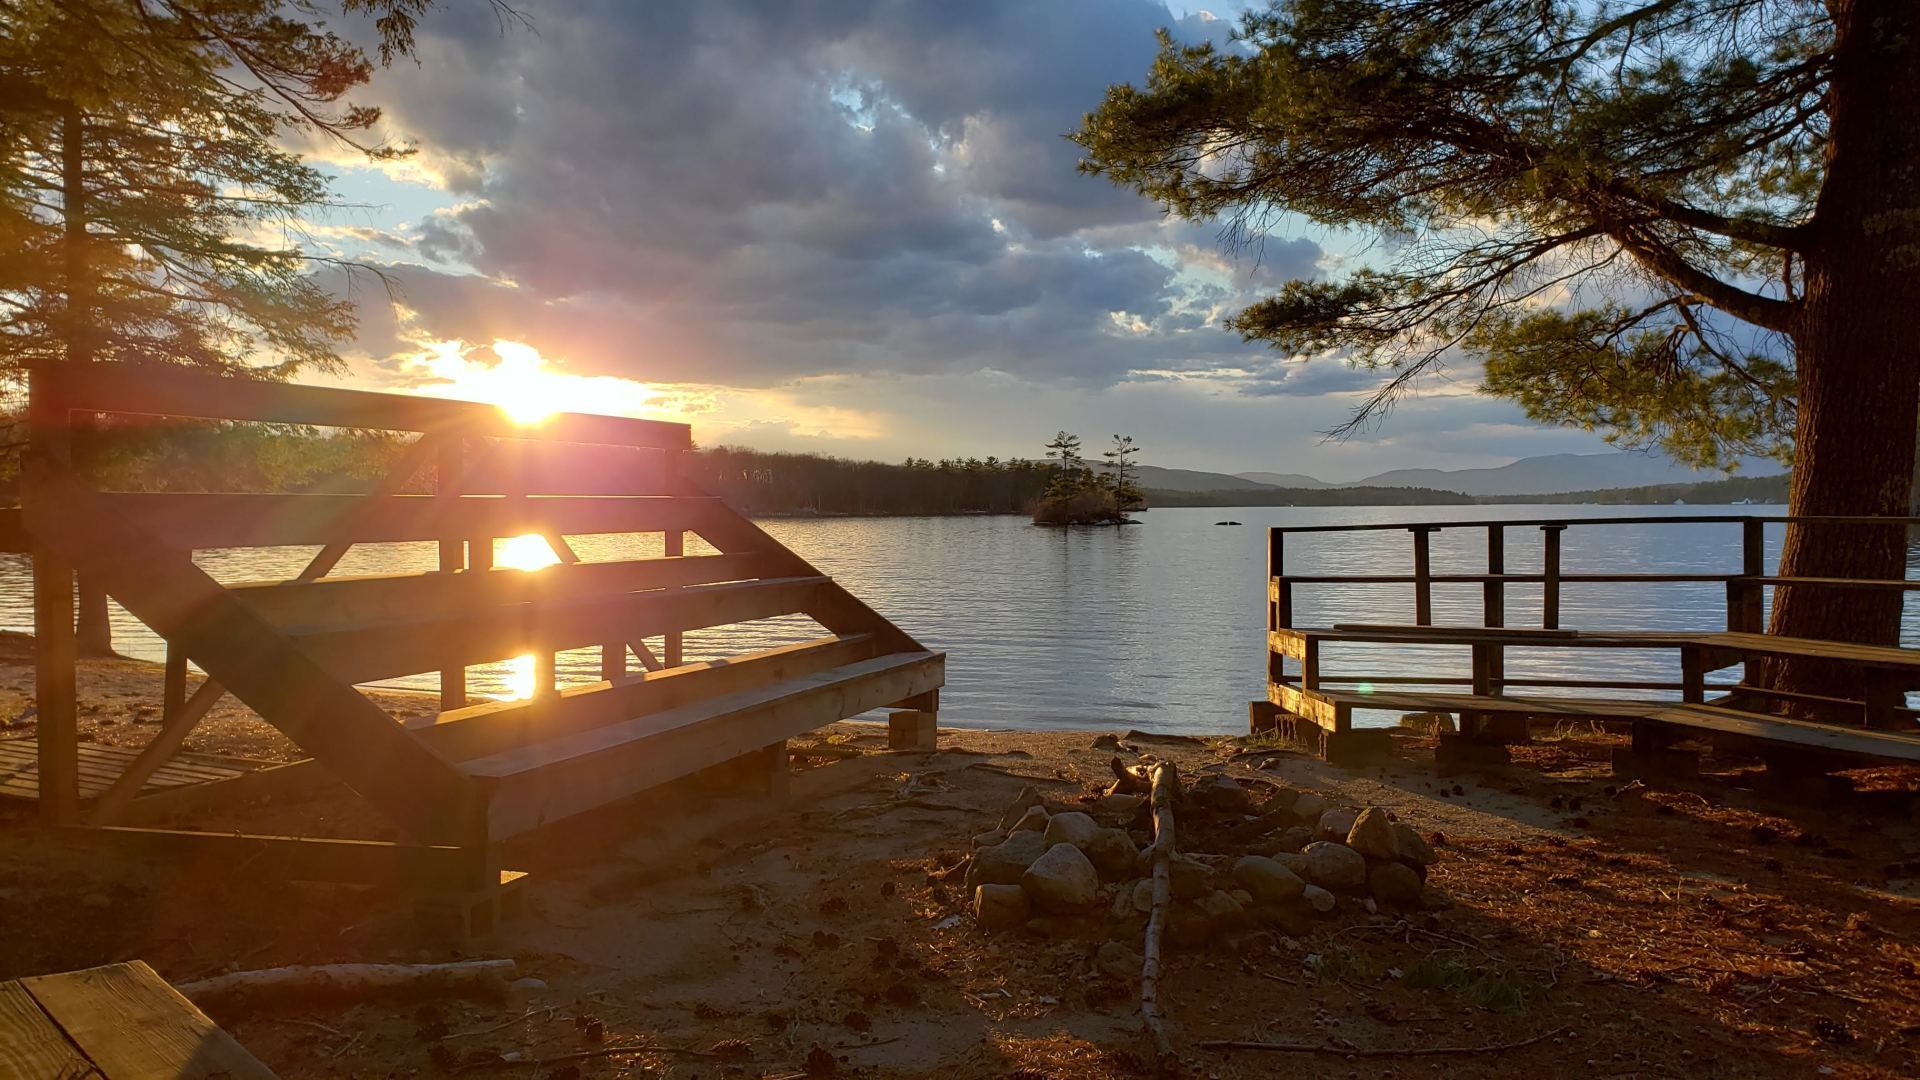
[887,709,938,751]
[1411,526,1434,626]
[1541,525,1566,630]
[1739,518,1766,633]
[1484,524,1505,694]
[32,551,78,823]
[437,436,467,711]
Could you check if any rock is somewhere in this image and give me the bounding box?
[1398,711,1456,734]
[971,830,1004,848]
[1190,775,1254,813]
[1419,885,1453,910]
[1041,811,1100,851]
[1290,792,1331,822]
[1232,855,1307,905]
[1010,805,1050,833]
[1391,823,1437,866]
[1316,808,1358,842]
[1200,889,1247,931]
[1229,888,1253,906]
[1271,851,1308,877]
[80,893,112,910]
[1091,733,1124,751]
[1168,853,1216,900]
[508,977,548,994]
[1369,862,1424,908]
[974,884,1032,930]
[1130,878,1155,914]
[997,786,1045,830]
[1085,828,1138,879]
[965,830,1048,890]
[1022,843,1100,914]
[1095,793,1146,818]
[1167,902,1214,948]
[1096,939,1142,977]
[1302,883,1337,914]
[1347,807,1398,859]
[1251,903,1314,936]
[1301,842,1368,891]
[1265,825,1314,856]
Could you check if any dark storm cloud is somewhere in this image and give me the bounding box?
[347,1,1319,388]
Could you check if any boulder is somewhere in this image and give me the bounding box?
[965,830,1048,890]
[971,830,1003,848]
[1316,808,1358,842]
[1302,883,1337,914]
[1085,828,1138,879]
[1190,775,1254,813]
[1042,811,1100,851]
[1271,851,1308,877]
[997,786,1045,830]
[1095,792,1147,818]
[1290,792,1331,822]
[1022,843,1100,914]
[1130,878,1155,914]
[1200,889,1248,931]
[1265,826,1314,856]
[1398,711,1456,735]
[1347,807,1398,859]
[1168,853,1216,900]
[1391,823,1437,867]
[1010,805,1050,833]
[1369,862,1424,908]
[1301,841,1368,891]
[1251,903,1314,936]
[974,884,1031,931]
[1232,855,1307,905]
[1167,902,1214,948]
[1096,940,1142,978]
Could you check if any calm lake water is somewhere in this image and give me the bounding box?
[6,503,1918,733]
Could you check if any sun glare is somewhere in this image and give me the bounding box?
[408,338,689,427]
[496,532,562,571]
[500,653,537,700]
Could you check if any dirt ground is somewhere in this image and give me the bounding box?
[6,644,1920,1078]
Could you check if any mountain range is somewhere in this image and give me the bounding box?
[1132,451,1785,497]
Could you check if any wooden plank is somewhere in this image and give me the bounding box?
[22,471,479,843]
[1650,703,1920,762]
[78,493,723,551]
[43,361,691,450]
[411,634,880,761]
[437,437,467,710]
[1274,682,1665,722]
[475,651,945,839]
[295,576,830,685]
[113,760,336,826]
[60,827,485,890]
[0,979,98,1080]
[230,552,768,628]
[33,548,78,824]
[87,678,228,824]
[20,960,278,1080]
[1704,631,1920,670]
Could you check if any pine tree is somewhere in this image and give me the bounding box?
[1076,0,1920,670]
[1103,434,1142,508]
[1043,431,1089,497]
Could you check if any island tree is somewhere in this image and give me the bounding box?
[1,0,458,651]
[1075,0,1920,683]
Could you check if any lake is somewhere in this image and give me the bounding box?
[5,503,1917,733]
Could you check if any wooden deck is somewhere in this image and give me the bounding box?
[0,961,277,1079]
[0,738,254,802]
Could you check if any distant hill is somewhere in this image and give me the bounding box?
[1234,470,1330,489]
[1223,451,1784,497]
[1125,464,1279,492]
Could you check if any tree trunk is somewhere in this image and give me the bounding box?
[61,102,112,657]
[1766,0,1920,702]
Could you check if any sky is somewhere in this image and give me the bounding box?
[300,0,1633,482]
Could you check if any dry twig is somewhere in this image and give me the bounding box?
[1200,1026,1567,1057]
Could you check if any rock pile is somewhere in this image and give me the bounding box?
[964,777,1444,947]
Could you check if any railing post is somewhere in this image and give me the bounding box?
[1411,526,1434,626]
[1737,518,1765,633]
[1540,524,1566,630]
[28,363,78,823]
[436,435,467,711]
[664,448,686,667]
[1268,529,1291,630]
[1484,524,1505,693]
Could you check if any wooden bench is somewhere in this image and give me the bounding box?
[0,961,277,1079]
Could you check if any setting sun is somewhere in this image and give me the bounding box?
[496,532,562,571]
[499,653,537,700]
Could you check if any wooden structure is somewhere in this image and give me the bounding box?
[0,961,278,1079]
[10,363,943,895]
[1255,515,1920,771]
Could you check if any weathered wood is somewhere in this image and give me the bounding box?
[43,360,692,450]
[20,961,278,1080]
[1410,525,1434,626]
[76,492,723,551]
[0,979,97,1080]
[1648,702,1920,762]
[1541,524,1565,630]
[474,651,944,839]
[113,759,336,825]
[1140,761,1180,1065]
[24,470,480,843]
[295,575,831,685]
[33,549,78,824]
[64,826,487,889]
[411,634,880,761]
[176,960,516,1014]
[438,436,468,710]
[87,676,227,825]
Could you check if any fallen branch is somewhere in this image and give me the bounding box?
[177,959,517,1013]
[1200,1026,1567,1057]
[1109,756,1153,794]
[966,762,1079,783]
[1140,760,1181,1069]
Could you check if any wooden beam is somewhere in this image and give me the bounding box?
[295,575,830,685]
[113,759,337,825]
[42,361,692,450]
[410,633,880,762]
[474,650,945,839]
[21,961,276,1080]
[23,470,480,843]
[32,550,78,824]
[57,826,488,889]
[0,981,95,1079]
[77,492,725,551]
[438,436,467,710]
[86,677,226,825]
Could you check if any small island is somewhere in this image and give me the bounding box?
[1031,431,1145,526]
